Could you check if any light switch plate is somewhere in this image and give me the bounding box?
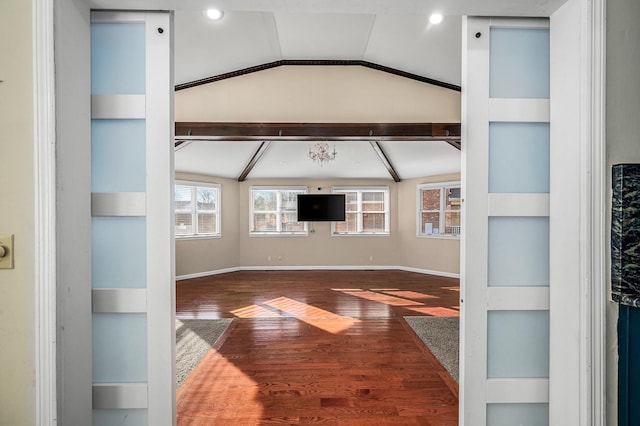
[0,234,14,269]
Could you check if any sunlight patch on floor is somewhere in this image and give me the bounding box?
[177,348,264,421]
[335,289,425,306]
[231,304,283,318]
[262,297,360,334]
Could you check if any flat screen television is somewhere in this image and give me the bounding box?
[297,194,346,222]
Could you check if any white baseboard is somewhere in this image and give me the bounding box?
[176,265,460,281]
[398,266,460,279]
[176,267,240,280]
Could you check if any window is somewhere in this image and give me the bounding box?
[175,181,220,237]
[417,182,461,237]
[331,187,390,235]
[250,186,308,235]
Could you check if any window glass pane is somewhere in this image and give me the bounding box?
[362,192,384,202]
[421,212,440,235]
[363,213,386,232]
[281,213,305,232]
[250,188,307,235]
[335,213,358,233]
[487,310,549,378]
[175,183,220,237]
[421,188,441,210]
[175,186,192,211]
[344,192,358,212]
[363,191,385,211]
[196,187,216,211]
[445,187,461,211]
[488,217,549,286]
[489,122,550,193]
[445,212,461,235]
[175,213,193,236]
[93,313,147,382]
[94,410,147,426]
[253,213,277,231]
[490,28,550,99]
[92,119,146,192]
[91,23,146,95]
[281,192,299,212]
[93,217,146,289]
[253,191,277,211]
[197,213,216,234]
[487,403,549,426]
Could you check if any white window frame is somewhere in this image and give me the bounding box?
[331,186,390,236]
[416,181,461,238]
[175,180,221,239]
[249,186,308,236]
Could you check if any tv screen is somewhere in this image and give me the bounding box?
[297,194,346,222]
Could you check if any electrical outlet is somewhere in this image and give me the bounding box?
[0,234,14,269]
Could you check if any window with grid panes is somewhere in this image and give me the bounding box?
[175,181,220,237]
[250,187,308,235]
[331,187,389,235]
[417,182,461,237]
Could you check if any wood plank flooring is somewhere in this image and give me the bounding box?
[176,270,459,425]
[176,270,460,320]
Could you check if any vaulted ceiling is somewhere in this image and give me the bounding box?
[107,0,567,181]
[173,10,463,87]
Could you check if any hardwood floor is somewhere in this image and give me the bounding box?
[176,270,459,425]
[176,270,460,320]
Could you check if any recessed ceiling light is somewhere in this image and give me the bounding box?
[429,13,444,25]
[206,8,224,21]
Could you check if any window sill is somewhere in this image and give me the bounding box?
[332,233,390,237]
[175,234,221,241]
[249,232,309,237]
[416,234,460,240]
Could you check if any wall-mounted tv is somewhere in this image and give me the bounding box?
[297,194,346,222]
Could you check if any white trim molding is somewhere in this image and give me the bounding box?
[588,0,607,423]
[549,0,607,424]
[33,0,57,424]
[144,11,175,425]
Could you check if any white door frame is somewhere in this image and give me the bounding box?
[37,0,607,424]
[33,0,57,423]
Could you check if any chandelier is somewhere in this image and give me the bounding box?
[308,141,337,167]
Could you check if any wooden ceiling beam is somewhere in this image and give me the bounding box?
[237,141,272,182]
[175,122,461,147]
[175,60,461,92]
[369,141,401,182]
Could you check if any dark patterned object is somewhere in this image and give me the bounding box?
[612,164,640,307]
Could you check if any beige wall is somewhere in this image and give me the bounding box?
[175,65,461,277]
[175,65,461,123]
[175,174,461,276]
[238,179,401,267]
[175,173,240,276]
[0,0,36,423]
[397,174,461,273]
[606,0,640,422]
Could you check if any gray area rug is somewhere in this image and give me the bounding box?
[176,318,233,387]
[404,316,459,382]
